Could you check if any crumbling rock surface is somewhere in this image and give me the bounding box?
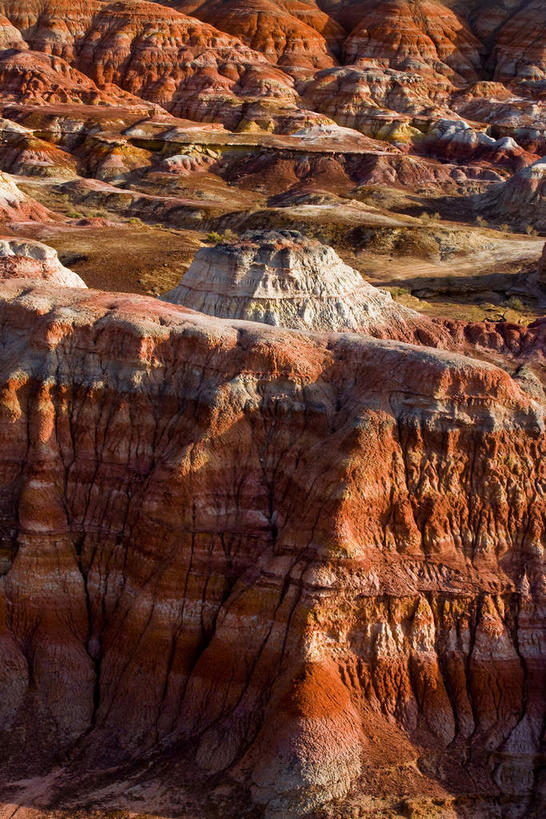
[171,0,343,70]
[0,283,543,817]
[0,170,56,222]
[476,157,546,233]
[0,236,86,286]
[162,229,442,341]
[0,0,543,136]
[342,0,483,83]
[0,0,301,128]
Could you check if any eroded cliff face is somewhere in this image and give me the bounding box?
[0,283,543,817]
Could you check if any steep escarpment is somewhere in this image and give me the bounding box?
[0,283,543,817]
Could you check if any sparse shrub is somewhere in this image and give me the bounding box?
[508,296,525,312]
[66,209,82,219]
[206,229,237,244]
[128,216,143,226]
[499,223,509,233]
[420,211,440,224]
[524,224,538,236]
[475,215,488,228]
[389,286,411,299]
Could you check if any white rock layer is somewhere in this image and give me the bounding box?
[163,230,419,334]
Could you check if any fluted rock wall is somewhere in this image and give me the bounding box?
[0,283,543,816]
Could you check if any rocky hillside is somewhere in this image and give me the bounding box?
[0,0,543,134]
[0,282,543,818]
[0,2,544,818]
[163,229,446,339]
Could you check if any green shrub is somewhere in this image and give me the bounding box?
[508,296,525,312]
[206,229,237,244]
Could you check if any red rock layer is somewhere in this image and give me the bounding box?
[0,170,57,222]
[0,283,543,816]
[0,236,86,285]
[342,0,484,83]
[0,49,145,108]
[0,0,299,127]
[490,0,546,85]
[173,0,344,69]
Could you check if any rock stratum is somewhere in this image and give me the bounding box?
[0,0,544,817]
[0,0,543,132]
[0,282,544,817]
[0,236,86,286]
[163,229,438,340]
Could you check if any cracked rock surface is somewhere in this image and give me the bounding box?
[0,282,543,817]
[163,229,439,339]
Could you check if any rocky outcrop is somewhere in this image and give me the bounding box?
[476,157,546,232]
[162,229,444,340]
[0,237,86,286]
[0,0,301,128]
[301,65,452,137]
[0,282,543,817]
[0,170,56,222]
[418,118,536,170]
[538,242,546,290]
[490,0,546,85]
[355,151,503,193]
[0,0,543,140]
[172,0,343,71]
[342,0,483,83]
[0,48,148,108]
[0,12,24,48]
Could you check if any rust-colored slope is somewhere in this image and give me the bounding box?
[342,0,484,83]
[0,283,543,816]
[0,0,299,125]
[172,0,344,68]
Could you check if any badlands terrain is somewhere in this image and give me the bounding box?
[0,1,544,818]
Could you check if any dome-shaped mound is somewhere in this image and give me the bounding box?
[163,230,431,339]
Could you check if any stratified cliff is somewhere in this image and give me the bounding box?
[0,282,543,817]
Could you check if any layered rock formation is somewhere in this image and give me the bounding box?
[489,0,546,84]
[172,0,343,70]
[476,157,546,232]
[0,236,86,285]
[0,48,147,108]
[0,0,543,136]
[342,0,483,83]
[0,282,543,817]
[0,170,56,222]
[0,0,301,128]
[0,2,544,816]
[163,229,441,340]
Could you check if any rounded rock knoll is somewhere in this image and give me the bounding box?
[163,229,424,338]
